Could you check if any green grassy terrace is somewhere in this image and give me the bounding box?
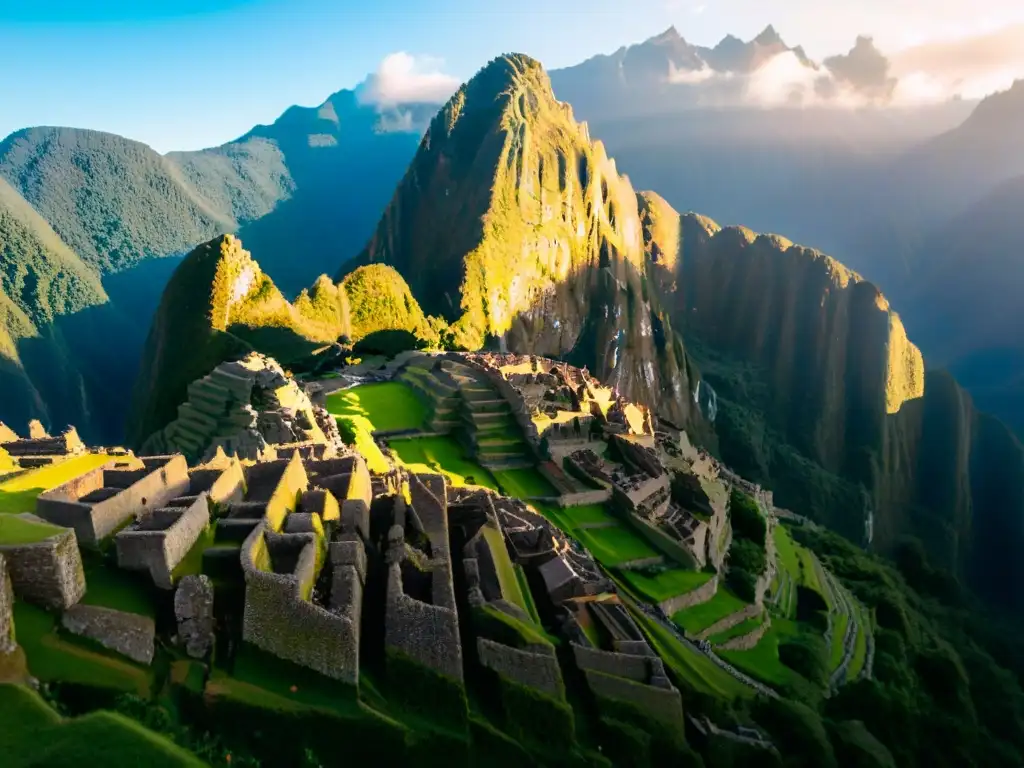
[0,515,64,545]
[0,685,202,767]
[671,587,748,636]
[619,568,714,604]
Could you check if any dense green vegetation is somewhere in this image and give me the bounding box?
[0,127,289,275]
[0,685,203,767]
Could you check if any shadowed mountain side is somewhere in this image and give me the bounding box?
[237,92,429,295]
[638,198,1024,607]
[0,175,144,441]
[351,54,702,429]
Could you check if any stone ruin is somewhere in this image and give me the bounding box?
[449,487,565,698]
[384,473,463,681]
[37,455,191,547]
[563,594,684,732]
[0,520,86,611]
[0,422,86,469]
[239,452,371,685]
[143,353,345,463]
[115,456,246,589]
[0,553,16,655]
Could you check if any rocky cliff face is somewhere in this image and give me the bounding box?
[639,198,1024,606]
[354,54,700,428]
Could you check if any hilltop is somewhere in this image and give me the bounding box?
[128,235,435,447]
[352,53,701,429]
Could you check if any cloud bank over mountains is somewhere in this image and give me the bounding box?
[561,23,1024,111]
[890,23,1024,102]
[355,52,460,107]
[349,23,1024,115]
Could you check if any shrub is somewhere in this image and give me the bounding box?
[352,328,425,358]
[729,488,766,547]
[779,633,829,688]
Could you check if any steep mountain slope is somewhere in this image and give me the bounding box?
[0,127,290,274]
[352,54,701,427]
[639,198,1024,607]
[0,176,131,437]
[0,87,434,441]
[899,175,1024,436]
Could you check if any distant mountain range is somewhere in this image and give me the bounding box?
[2,23,1023,444]
[550,28,1024,435]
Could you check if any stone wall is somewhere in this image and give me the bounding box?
[115,494,211,589]
[61,604,155,665]
[190,459,246,506]
[385,562,463,680]
[573,643,653,682]
[585,669,684,731]
[478,638,564,697]
[0,529,85,609]
[623,513,697,569]
[37,455,190,546]
[241,525,359,684]
[659,574,718,615]
[0,554,14,654]
[717,615,771,651]
[697,603,762,641]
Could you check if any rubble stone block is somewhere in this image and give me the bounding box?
[61,604,156,665]
[174,574,215,659]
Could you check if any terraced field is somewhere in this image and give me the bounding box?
[671,588,748,636]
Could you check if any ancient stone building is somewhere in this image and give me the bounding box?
[0,425,86,467]
[37,455,190,547]
[115,458,246,589]
[564,594,684,731]
[451,487,567,699]
[239,452,365,685]
[384,473,463,680]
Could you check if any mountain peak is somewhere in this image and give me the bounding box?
[754,24,783,46]
[651,26,682,44]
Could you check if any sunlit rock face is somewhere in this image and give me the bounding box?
[353,54,701,429]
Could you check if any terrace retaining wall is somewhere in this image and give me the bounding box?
[0,529,85,609]
[478,638,564,697]
[659,574,718,615]
[0,553,14,653]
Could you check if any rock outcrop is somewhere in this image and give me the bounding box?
[141,352,342,461]
[351,54,701,429]
[174,574,215,659]
[61,604,156,665]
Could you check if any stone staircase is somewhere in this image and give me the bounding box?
[156,369,258,459]
[395,358,462,432]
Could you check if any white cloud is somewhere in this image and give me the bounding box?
[667,61,717,84]
[889,23,1024,101]
[356,52,460,107]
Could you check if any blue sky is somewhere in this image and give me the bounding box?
[1,0,1022,152]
